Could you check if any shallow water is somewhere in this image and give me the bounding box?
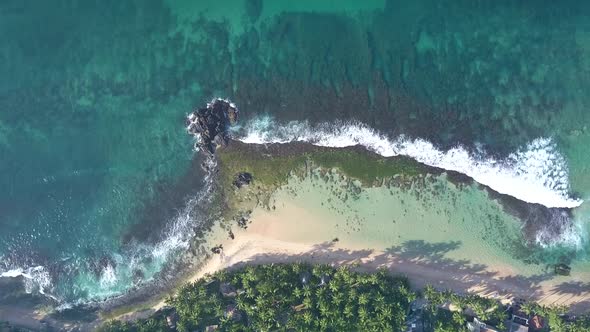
[1,0,590,303]
[255,169,590,309]
[270,170,528,272]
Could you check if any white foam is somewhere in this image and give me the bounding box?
[236,116,582,209]
[536,223,583,249]
[0,269,25,278]
[150,157,217,261]
[534,210,583,249]
[0,153,219,303]
[0,265,54,298]
[99,264,118,288]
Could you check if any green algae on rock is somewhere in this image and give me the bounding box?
[216,140,578,267]
[217,140,429,188]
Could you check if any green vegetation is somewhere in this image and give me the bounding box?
[98,263,590,332]
[99,263,415,332]
[217,143,307,188]
[217,142,431,219]
[218,142,428,189]
[421,285,590,332]
[310,149,426,183]
[518,302,590,332]
[422,285,508,332]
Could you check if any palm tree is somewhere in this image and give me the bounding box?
[329,280,339,293]
[331,292,344,307]
[358,293,369,306]
[293,287,303,299]
[302,311,313,325]
[343,303,355,319]
[424,284,437,302]
[302,296,313,310]
[358,306,369,323]
[452,311,466,327]
[520,301,537,316]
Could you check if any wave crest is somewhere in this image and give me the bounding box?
[236,116,582,209]
[0,157,218,304]
[0,266,54,298]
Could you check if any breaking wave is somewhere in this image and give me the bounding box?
[0,266,55,299]
[0,157,218,304]
[235,116,582,209]
[534,209,583,249]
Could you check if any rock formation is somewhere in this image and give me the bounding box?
[233,172,253,188]
[186,98,239,154]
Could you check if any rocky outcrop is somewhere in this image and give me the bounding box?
[233,172,253,188]
[186,98,239,154]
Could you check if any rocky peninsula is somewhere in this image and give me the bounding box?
[2,100,588,331]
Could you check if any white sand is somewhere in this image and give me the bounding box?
[161,171,590,314]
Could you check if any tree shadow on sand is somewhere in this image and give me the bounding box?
[226,239,579,308]
[380,240,552,298]
[530,281,590,313]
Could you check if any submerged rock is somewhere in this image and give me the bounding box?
[235,211,252,229]
[186,98,239,154]
[554,263,571,276]
[211,244,223,254]
[87,254,117,279]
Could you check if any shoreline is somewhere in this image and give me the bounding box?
[113,141,590,325]
[177,211,590,314]
[3,142,590,330]
[135,166,590,323]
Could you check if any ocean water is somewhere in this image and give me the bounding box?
[2,0,590,305]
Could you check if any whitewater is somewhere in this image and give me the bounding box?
[0,157,219,304]
[236,116,583,210]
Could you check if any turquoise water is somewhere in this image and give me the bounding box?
[1,0,590,303]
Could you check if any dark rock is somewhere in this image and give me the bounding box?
[554,263,571,276]
[234,210,252,229]
[186,98,239,154]
[236,216,249,229]
[132,269,144,284]
[166,311,179,329]
[211,244,223,254]
[233,172,253,188]
[87,254,117,279]
[220,282,237,297]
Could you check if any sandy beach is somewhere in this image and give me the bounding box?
[148,170,590,315]
[195,214,590,313]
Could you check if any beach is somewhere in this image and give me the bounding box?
[7,153,589,330]
[143,167,590,317]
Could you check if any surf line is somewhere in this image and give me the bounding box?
[235,116,582,209]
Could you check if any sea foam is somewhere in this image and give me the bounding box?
[0,265,54,298]
[236,116,582,209]
[0,157,218,303]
